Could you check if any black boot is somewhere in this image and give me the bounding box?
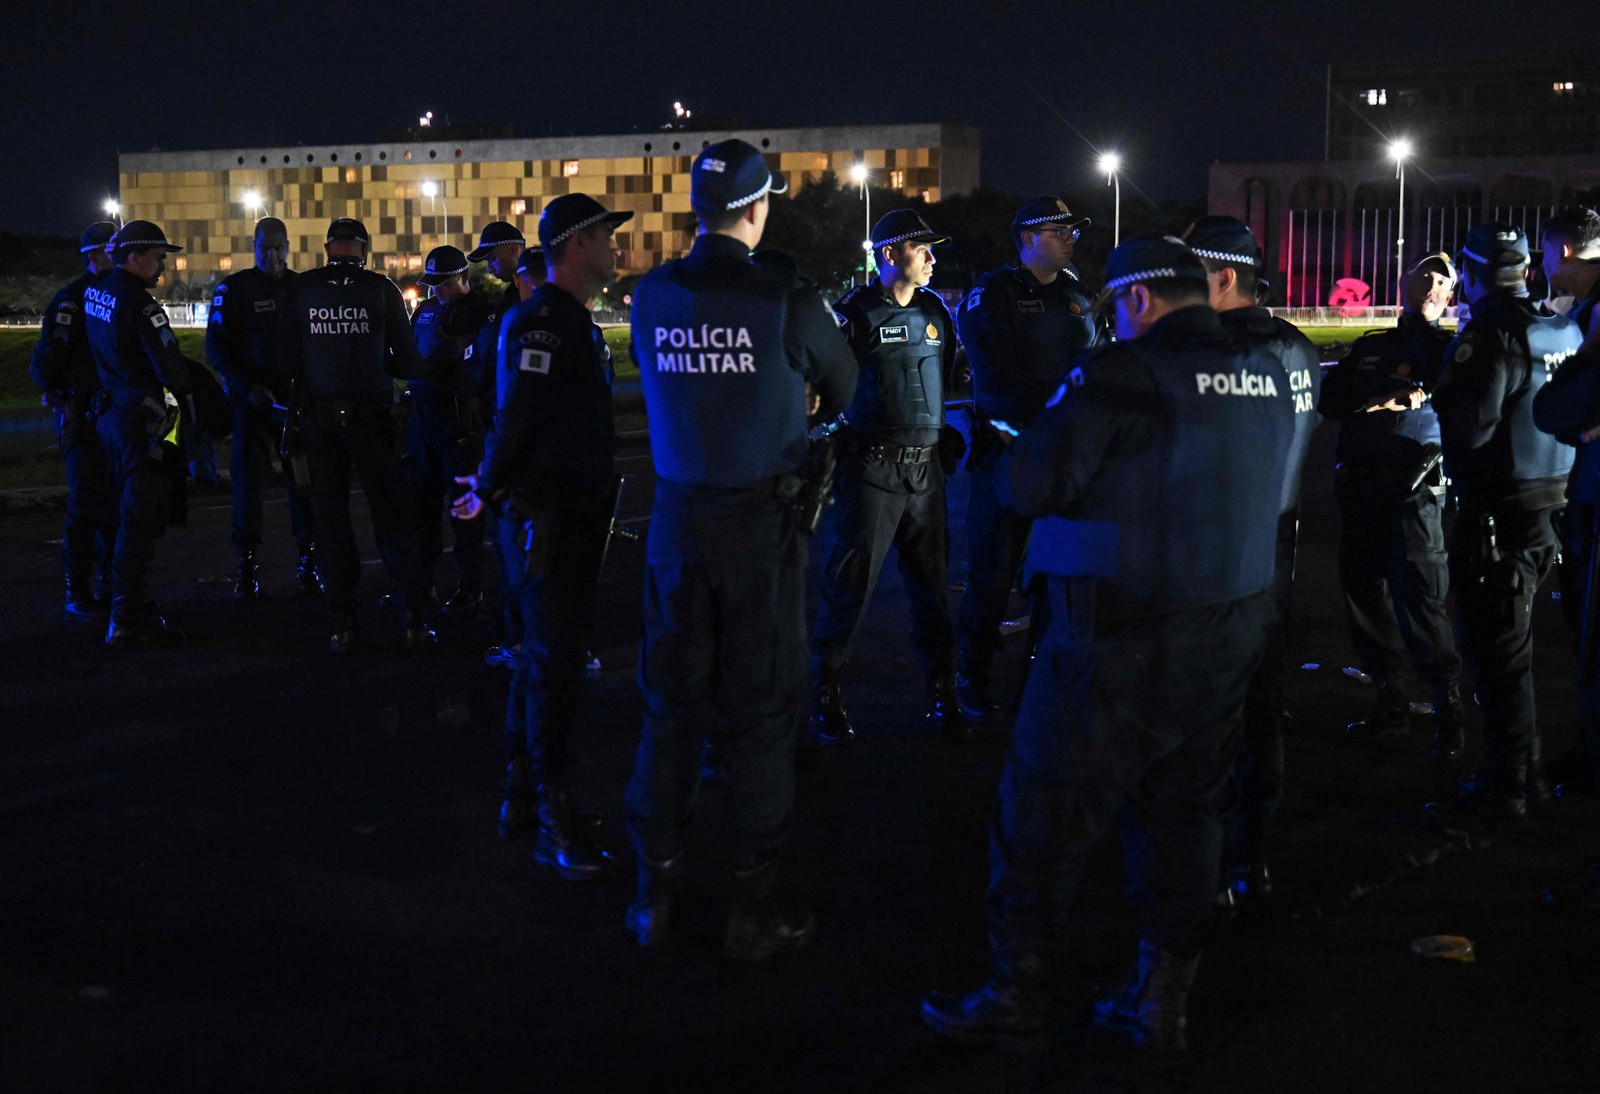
[926,670,963,736]
[626,853,683,948]
[1427,756,1530,829]
[441,584,483,615]
[233,548,260,600]
[1431,678,1468,763]
[811,671,855,744]
[63,569,106,618]
[722,861,815,962]
[921,946,1047,1051]
[105,597,184,649]
[1527,736,1554,809]
[1347,678,1412,741]
[498,757,536,841]
[1092,940,1201,1054]
[531,784,612,880]
[955,664,1000,723]
[328,614,359,655]
[400,609,437,652]
[295,543,323,596]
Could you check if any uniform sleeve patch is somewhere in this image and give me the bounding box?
[253,300,276,312]
[520,329,561,349]
[518,348,551,374]
[212,295,225,307]
[55,311,72,326]
[149,311,169,329]
[965,288,984,311]
[463,344,474,359]
[1453,341,1474,363]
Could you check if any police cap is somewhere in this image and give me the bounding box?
[110,220,182,259]
[1409,251,1457,284]
[691,139,788,212]
[537,194,632,250]
[1091,235,1208,310]
[1459,221,1529,270]
[1013,196,1089,234]
[419,245,470,286]
[325,217,371,245]
[1182,216,1260,267]
[515,246,545,276]
[870,209,951,250]
[467,221,526,262]
[79,221,117,254]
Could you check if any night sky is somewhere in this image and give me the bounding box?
[0,0,1570,237]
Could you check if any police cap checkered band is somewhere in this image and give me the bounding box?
[79,222,117,253]
[692,139,788,213]
[1182,216,1257,267]
[1104,267,1178,291]
[467,221,525,261]
[548,210,610,247]
[325,218,370,244]
[725,177,773,211]
[869,209,951,249]
[1459,222,1529,269]
[1190,247,1259,266]
[515,247,544,274]
[111,220,182,253]
[537,193,633,250]
[1013,196,1090,232]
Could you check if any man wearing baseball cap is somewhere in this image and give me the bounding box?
[452,192,630,880]
[1183,214,1322,905]
[408,244,495,614]
[278,217,435,653]
[924,236,1295,1056]
[1430,222,1581,826]
[205,216,320,600]
[955,196,1099,724]
[82,220,200,647]
[29,220,119,619]
[809,208,960,743]
[623,138,856,959]
[1320,253,1465,764]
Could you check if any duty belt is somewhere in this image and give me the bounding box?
[861,442,936,465]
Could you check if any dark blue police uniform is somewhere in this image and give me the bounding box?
[811,210,958,738]
[206,261,316,592]
[924,239,1294,1053]
[408,246,495,608]
[277,219,432,649]
[82,222,198,645]
[29,222,119,616]
[1433,223,1579,821]
[1321,287,1463,744]
[478,278,528,660]
[956,200,1098,712]
[624,141,856,958]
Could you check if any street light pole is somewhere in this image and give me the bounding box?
[1388,138,1413,310]
[850,163,871,284]
[1097,153,1122,247]
[103,200,123,227]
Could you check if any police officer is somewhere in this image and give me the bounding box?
[922,236,1294,1054]
[83,221,198,647]
[206,216,319,599]
[278,217,434,653]
[408,244,495,612]
[1540,207,1600,346]
[479,244,545,673]
[452,194,628,877]
[1320,254,1465,760]
[467,220,528,304]
[623,139,856,959]
[810,209,959,742]
[955,197,1098,721]
[1184,215,1321,901]
[1430,221,1580,825]
[29,221,119,618]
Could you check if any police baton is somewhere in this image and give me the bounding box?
[597,474,640,582]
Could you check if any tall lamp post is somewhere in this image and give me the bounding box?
[1097,152,1122,247]
[1387,137,1413,309]
[242,190,264,222]
[421,179,445,241]
[850,162,871,284]
[102,199,123,227]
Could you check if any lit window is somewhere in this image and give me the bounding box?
[1366,88,1388,106]
[1554,81,1575,93]
[510,199,527,216]
[174,256,187,271]
[890,169,905,189]
[218,256,233,271]
[563,160,580,177]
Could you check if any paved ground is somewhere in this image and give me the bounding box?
[3,421,1599,1093]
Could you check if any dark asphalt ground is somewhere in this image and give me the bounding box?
[3,420,1600,1093]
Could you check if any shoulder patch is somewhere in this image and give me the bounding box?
[55,310,72,326]
[1453,341,1474,363]
[518,348,551,374]
[964,287,984,311]
[519,329,561,349]
[149,310,169,329]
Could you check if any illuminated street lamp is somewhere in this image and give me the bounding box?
[102,199,122,226]
[241,190,263,219]
[1097,152,1122,246]
[850,162,871,283]
[1388,137,1414,308]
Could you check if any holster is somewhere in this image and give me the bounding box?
[937,423,967,476]
[504,494,559,579]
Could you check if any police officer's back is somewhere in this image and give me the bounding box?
[278,217,431,652]
[205,216,319,599]
[625,139,856,960]
[83,221,199,647]
[954,196,1098,720]
[29,221,119,618]
[923,237,1294,1054]
[1432,221,1580,825]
